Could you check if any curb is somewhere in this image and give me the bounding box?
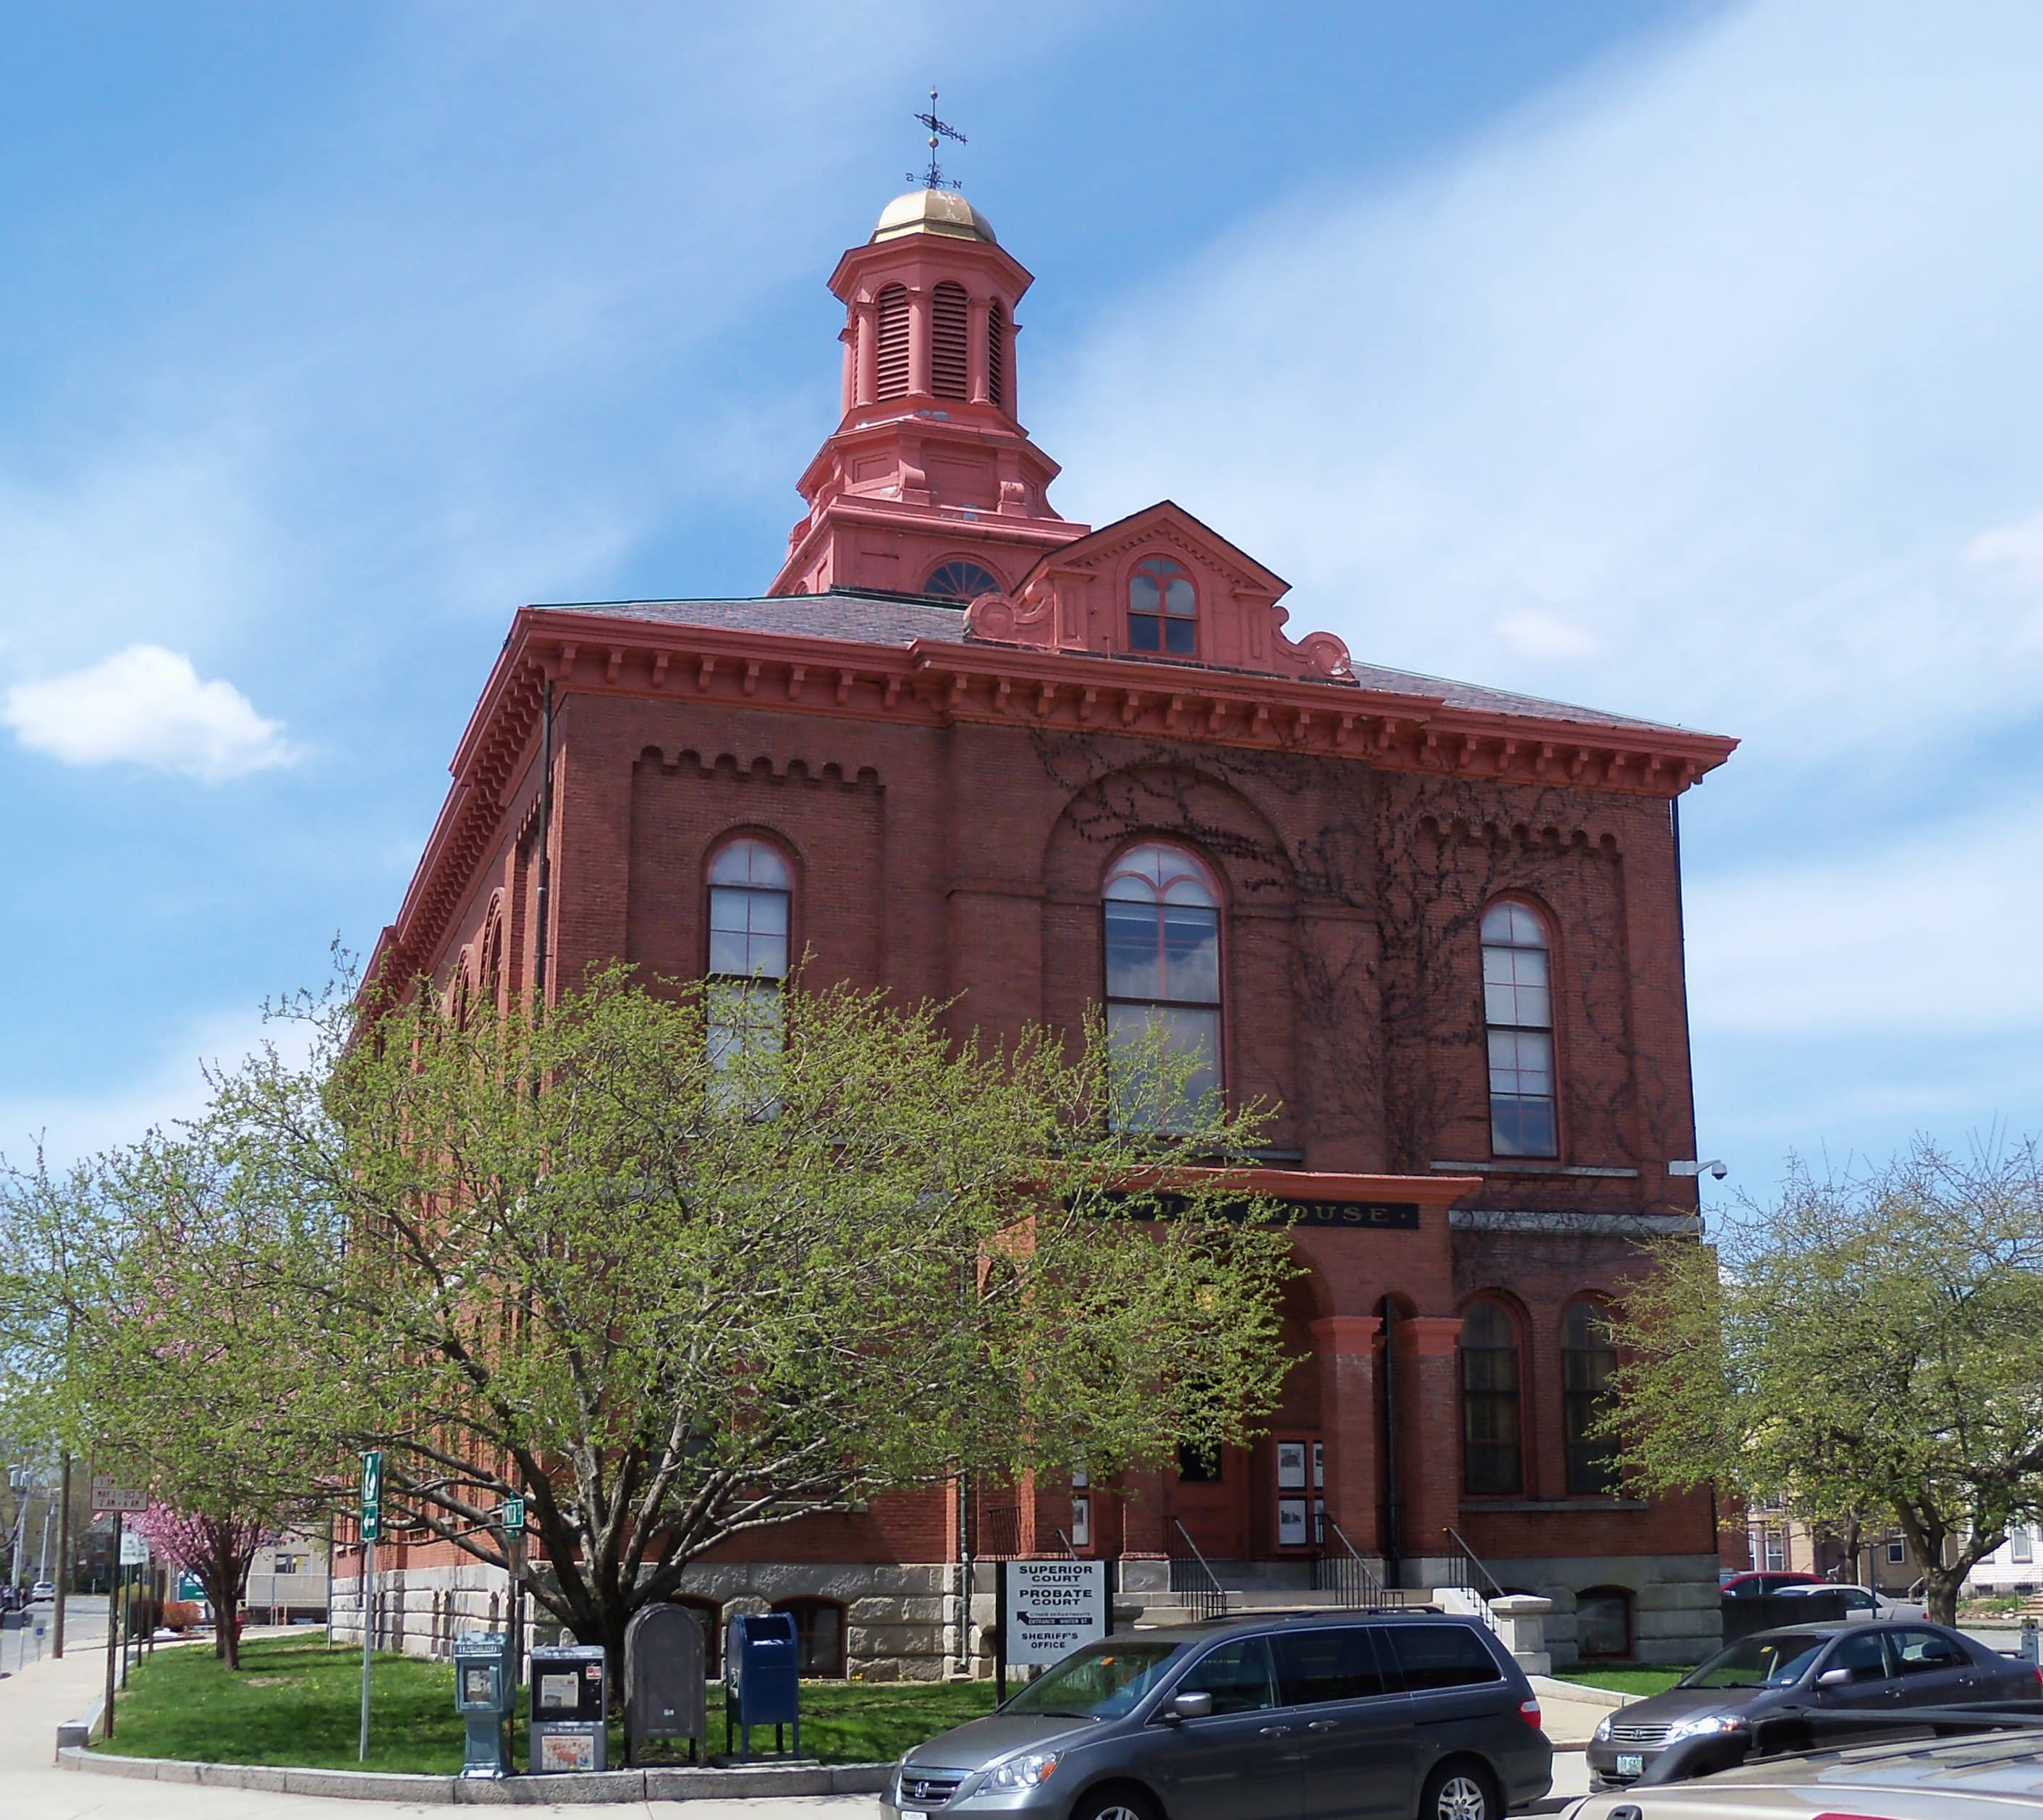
[56,1691,108,1753]
[1531,1674,1635,1709]
[57,1746,894,1804]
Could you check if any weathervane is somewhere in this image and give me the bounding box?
[910,88,965,190]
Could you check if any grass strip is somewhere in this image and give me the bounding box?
[96,1635,999,1774]
[1549,1664,1692,1698]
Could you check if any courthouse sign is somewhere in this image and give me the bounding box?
[997,1559,1109,1672]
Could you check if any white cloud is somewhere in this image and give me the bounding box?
[1966,510,2043,590]
[1494,610,1599,659]
[0,1008,317,1171]
[1039,0,2043,762]
[3,643,298,781]
[1686,791,2043,1040]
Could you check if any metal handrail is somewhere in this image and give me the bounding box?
[1169,1519,1230,1622]
[1313,1518,1392,1608]
[1440,1525,1504,1633]
[1050,1528,1078,1560]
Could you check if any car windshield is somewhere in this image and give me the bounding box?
[1682,1633,1829,1689]
[1002,1642,1183,1721]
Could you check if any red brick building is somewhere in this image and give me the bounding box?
[359,185,1737,1671]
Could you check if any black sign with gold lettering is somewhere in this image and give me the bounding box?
[1093,1192,1421,1230]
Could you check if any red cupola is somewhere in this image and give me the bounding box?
[767,188,1089,602]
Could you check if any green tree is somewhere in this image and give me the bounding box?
[1607,1141,2043,1624]
[0,1136,339,1665]
[217,967,1296,1680]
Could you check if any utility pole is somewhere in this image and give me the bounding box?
[53,1454,69,1658]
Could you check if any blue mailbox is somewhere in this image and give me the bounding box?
[724,1611,800,1760]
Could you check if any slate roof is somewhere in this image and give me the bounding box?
[536,590,1694,737]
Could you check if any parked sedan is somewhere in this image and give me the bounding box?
[1586,1621,2043,1791]
[1772,1583,1923,1621]
[1718,1572,1822,1599]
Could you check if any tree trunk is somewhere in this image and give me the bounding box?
[1921,1562,1965,1627]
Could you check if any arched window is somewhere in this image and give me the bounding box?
[875,284,910,400]
[931,282,969,399]
[1481,901,1557,1158]
[987,299,1006,411]
[1128,556,1197,656]
[706,837,792,1078]
[771,1597,846,1677]
[1562,1301,1620,1496]
[1460,1300,1522,1495]
[1103,842,1222,1129]
[924,559,1002,601]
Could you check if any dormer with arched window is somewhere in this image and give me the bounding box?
[1127,555,1197,656]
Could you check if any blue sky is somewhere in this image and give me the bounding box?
[4,0,2040,1208]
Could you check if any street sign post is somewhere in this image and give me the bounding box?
[500,1497,524,1534]
[994,1560,1109,1703]
[359,1450,381,1761]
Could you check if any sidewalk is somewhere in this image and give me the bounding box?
[0,1637,879,1819]
[0,1635,1589,1816]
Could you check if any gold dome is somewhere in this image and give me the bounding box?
[871,188,997,245]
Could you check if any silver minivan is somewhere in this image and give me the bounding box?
[888,1611,1552,1820]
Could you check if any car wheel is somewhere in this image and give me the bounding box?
[1068,1787,1162,1820]
[1419,1760,1499,1820]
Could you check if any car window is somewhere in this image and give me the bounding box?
[1273,1628,1394,1706]
[1177,1635,1280,1715]
[1824,1629,1892,1683]
[1891,1628,1968,1674]
[1003,1641,1182,1720]
[1683,1632,1829,1688]
[1388,1624,1502,1690]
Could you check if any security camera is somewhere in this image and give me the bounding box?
[1709,1161,1727,1182]
[1668,1159,1728,1181]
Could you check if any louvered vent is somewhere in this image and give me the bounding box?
[931,283,969,399]
[987,300,1006,411]
[876,285,910,399]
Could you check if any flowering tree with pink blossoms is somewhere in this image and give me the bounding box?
[132,1500,272,1666]
[1,1130,342,1671]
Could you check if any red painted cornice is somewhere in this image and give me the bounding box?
[374,605,1738,991]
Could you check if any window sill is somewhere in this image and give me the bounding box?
[1458,1499,1649,1513]
[1431,1160,1641,1179]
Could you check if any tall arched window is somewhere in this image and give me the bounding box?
[1562,1301,1620,1495]
[875,284,910,399]
[1128,556,1197,656]
[706,837,791,1077]
[1460,1300,1523,1494]
[1481,901,1557,1158]
[1103,842,1222,1129]
[931,282,969,399]
[987,299,1006,411]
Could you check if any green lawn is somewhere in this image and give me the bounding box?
[96,1636,999,1774]
[1552,1665,1691,1698]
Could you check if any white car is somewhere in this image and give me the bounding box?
[29,1580,54,1601]
[1772,1583,1924,1620]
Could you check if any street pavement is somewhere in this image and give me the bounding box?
[0,1613,1592,1818]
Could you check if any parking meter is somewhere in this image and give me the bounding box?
[452,1630,514,1778]
[2021,1617,2040,1667]
[528,1642,608,1774]
[623,1603,706,1764]
[724,1611,800,1760]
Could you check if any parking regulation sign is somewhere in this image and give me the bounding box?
[998,1560,1109,1670]
[360,1449,383,1542]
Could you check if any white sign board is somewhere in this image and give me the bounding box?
[999,1559,1109,1669]
[91,1475,147,1514]
[120,1531,149,1565]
